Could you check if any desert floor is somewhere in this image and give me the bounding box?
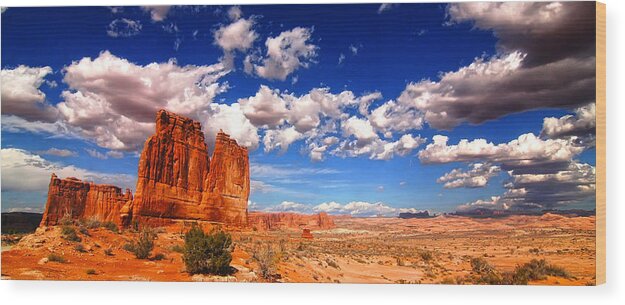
[1,214,596,285]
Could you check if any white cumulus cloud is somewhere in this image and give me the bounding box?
[203,102,259,151]
[56,51,230,151]
[250,27,318,80]
[214,18,257,52]
[141,6,171,22]
[437,163,501,189]
[541,103,596,147]
[1,148,136,193]
[238,85,287,128]
[1,65,59,122]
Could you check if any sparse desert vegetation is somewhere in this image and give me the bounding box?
[61,225,82,242]
[463,257,572,285]
[251,242,281,281]
[1,215,596,284]
[123,227,156,259]
[47,253,67,263]
[182,225,233,275]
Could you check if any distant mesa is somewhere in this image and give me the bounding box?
[39,109,333,230]
[2,212,43,234]
[451,208,596,218]
[248,212,334,231]
[398,211,432,219]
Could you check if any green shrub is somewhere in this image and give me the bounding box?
[471,257,494,274]
[122,243,135,252]
[83,217,102,229]
[419,250,433,263]
[61,225,82,242]
[182,224,233,275]
[124,227,156,259]
[152,253,166,261]
[170,244,184,253]
[476,270,505,285]
[513,259,570,282]
[78,226,90,237]
[466,258,570,285]
[103,221,119,233]
[74,243,86,252]
[48,253,66,263]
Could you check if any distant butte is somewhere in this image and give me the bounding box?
[39,109,334,231]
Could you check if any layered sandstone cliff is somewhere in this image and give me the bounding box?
[40,174,133,227]
[40,109,250,228]
[200,131,250,226]
[130,109,211,225]
[248,212,335,231]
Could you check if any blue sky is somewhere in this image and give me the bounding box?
[1,3,597,216]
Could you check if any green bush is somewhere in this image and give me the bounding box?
[418,250,433,262]
[122,243,135,252]
[78,226,91,237]
[74,243,86,252]
[182,224,233,275]
[467,258,570,285]
[471,257,494,274]
[48,253,66,263]
[83,217,102,229]
[170,244,184,253]
[61,225,82,242]
[152,253,166,261]
[124,227,156,259]
[102,221,119,233]
[513,259,570,282]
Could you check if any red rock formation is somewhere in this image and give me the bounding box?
[40,109,251,228]
[40,174,132,227]
[248,212,335,231]
[131,109,211,225]
[200,131,250,226]
[131,111,250,226]
[301,228,313,239]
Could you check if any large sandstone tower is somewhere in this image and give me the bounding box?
[40,109,250,227]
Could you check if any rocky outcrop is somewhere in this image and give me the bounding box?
[131,109,211,225]
[199,131,250,226]
[40,109,250,228]
[131,110,249,226]
[301,228,313,239]
[248,212,335,231]
[40,174,133,226]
